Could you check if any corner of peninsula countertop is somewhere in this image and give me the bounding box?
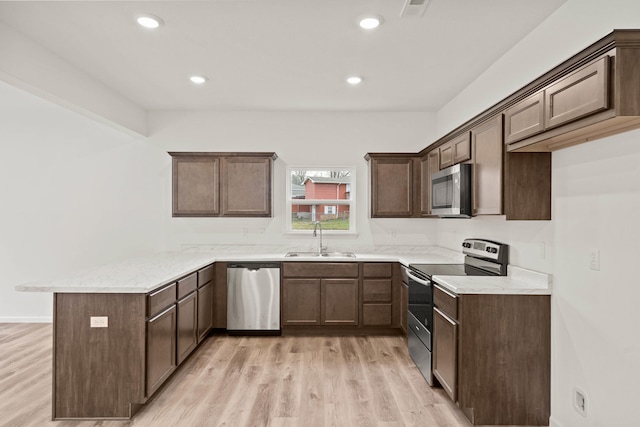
[15,245,466,294]
[433,266,552,295]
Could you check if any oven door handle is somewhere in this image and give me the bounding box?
[404,268,432,287]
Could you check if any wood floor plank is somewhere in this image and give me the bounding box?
[0,324,545,427]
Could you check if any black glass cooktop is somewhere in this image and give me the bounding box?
[410,263,493,279]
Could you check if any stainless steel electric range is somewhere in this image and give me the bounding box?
[402,238,509,385]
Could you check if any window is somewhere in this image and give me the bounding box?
[286,167,355,233]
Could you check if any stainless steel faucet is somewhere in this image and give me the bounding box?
[313,221,324,255]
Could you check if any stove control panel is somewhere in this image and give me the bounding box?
[462,238,508,264]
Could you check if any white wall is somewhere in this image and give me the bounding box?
[437,0,640,138]
[551,131,640,427]
[148,111,439,251]
[0,22,147,136]
[0,82,165,322]
[434,1,640,425]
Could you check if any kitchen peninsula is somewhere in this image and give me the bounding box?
[17,247,550,421]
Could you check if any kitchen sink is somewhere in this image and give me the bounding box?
[285,251,356,258]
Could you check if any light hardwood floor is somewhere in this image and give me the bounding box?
[0,323,533,427]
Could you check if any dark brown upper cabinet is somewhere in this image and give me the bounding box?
[365,154,420,218]
[220,156,273,217]
[470,115,503,216]
[544,56,609,130]
[505,31,640,152]
[170,152,277,217]
[420,149,439,216]
[171,155,220,217]
[439,133,471,169]
[504,92,544,144]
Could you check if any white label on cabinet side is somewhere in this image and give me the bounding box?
[90,316,108,328]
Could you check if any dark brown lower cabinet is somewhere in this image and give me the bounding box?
[282,279,321,326]
[197,281,214,342]
[176,292,198,365]
[51,264,215,420]
[362,304,392,326]
[282,262,399,331]
[400,281,408,334]
[433,286,550,426]
[53,293,146,419]
[146,305,177,397]
[321,279,358,325]
[432,307,457,401]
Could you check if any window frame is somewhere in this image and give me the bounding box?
[285,166,356,235]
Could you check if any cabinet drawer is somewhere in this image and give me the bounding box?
[362,304,392,326]
[434,286,458,320]
[363,279,392,302]
[147,284,177,317]
[282,262,358,278]
[362,263,392,278]
[177,273,198,300]
[198,264,214,287]
[545,56,609,130]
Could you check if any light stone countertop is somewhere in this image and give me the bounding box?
[15,246,465,294]
[433,266,552,295]
[15,246,551,295]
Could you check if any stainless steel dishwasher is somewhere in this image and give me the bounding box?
[227,262,281,335]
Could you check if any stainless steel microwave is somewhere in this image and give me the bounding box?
[431,163,472,217]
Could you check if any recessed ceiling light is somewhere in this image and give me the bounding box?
[137,15,163,29]
[190,75,208,85]
[346,76,364,85]
[358,16,383,30]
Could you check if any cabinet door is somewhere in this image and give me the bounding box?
[545,56,609,130]
[471,115,503,215]
[321,279,359,326]
[146,305,177,397]
[197,281,213,343]
[400,282,408,335]
[504,92,544,144]
[370,157,414,217]
[420,149,440,216]
[282,279,321,326]
[172,156,219,217]
[439,142,453,169]
[440,134,470,169]
[433,307,457,402]
[177,292,198,365]
[220,156,272,217]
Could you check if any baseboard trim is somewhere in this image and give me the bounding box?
[549,415,564,427]
[0,316,52,323]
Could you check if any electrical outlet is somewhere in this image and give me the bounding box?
[390,229,397,239]
[241,228,248,238]
[589,248,600,270]
[574,388,587,417]
[90,316,108,328]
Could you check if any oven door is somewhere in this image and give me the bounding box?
[406,269,433,342]
[408,312,433,385]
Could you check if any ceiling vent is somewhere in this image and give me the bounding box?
[400,0,431,17]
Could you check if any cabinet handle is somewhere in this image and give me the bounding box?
[148,304,175,323]
[149,283,175,297]
[434,307,456,325]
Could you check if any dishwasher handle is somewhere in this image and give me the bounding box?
[227,262,281,270]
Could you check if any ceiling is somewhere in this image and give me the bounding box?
[0,0,567,112]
